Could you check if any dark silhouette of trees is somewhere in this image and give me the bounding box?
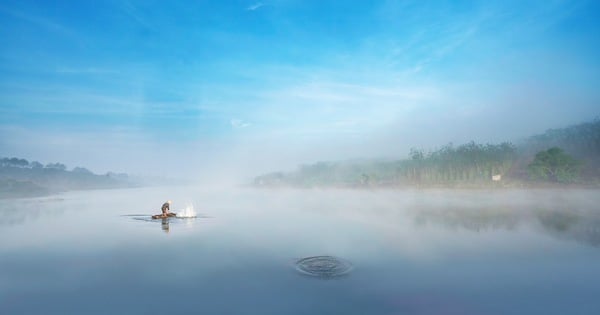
[1,157,29,168]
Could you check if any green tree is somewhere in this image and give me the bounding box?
[528,147,581,183]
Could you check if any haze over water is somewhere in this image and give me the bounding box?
[2,1,600,314]
[1,187,599,315]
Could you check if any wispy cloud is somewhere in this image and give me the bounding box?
[223,75,446,139]
[410,24,479,73]
[55,67,121,75]
[0,6,76,38]
[246,2,265,11]
[120,1,155,31]
[230,119,250,129]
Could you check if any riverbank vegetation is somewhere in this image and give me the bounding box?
[0,158,133,198]
[254,119,600,188]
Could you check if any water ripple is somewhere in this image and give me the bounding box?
[295,256,353,278]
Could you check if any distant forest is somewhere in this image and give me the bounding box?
[254,119,600,188]
[0,158,132,198]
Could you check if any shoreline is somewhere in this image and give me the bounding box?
[251,181,600,191]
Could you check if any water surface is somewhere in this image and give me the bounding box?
[1,187,599,314]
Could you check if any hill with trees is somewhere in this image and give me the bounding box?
[0,158,134,198]
[519,119,600,181]
[254,118,600,188]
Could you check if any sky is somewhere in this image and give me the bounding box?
[1,0,599,180]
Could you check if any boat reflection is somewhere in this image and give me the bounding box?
[161,217,170,233]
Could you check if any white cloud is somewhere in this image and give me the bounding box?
[230,119,250,129]
[246,2,265,11]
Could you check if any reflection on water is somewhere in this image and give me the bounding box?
[0,197,65,226]
[413,206,600,247]
[414,207,520,232]
[161,217,170,233]
[536,210,600,246]
[127,214,200,233]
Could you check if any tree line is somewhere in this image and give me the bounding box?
[255,119,600,188]
[0,157,88,172]
[255,142,518,187]
[401,142,516,184]
[1,156,132,198]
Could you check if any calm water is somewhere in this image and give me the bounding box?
[1,187,599,315]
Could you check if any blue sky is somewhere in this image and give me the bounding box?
[1,0,599,177]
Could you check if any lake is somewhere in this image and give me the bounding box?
[1,187,599,314]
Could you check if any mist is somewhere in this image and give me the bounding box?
[3,186,600,315]
[2,1,600,314]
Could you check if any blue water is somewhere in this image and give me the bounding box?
[1,187,599,314]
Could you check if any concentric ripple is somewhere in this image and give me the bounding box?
[295,256,353,278]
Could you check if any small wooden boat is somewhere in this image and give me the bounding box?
[152,213,177,219]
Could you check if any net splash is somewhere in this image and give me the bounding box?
[176,203,197,218]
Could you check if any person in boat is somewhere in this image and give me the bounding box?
[161,200,172,217]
